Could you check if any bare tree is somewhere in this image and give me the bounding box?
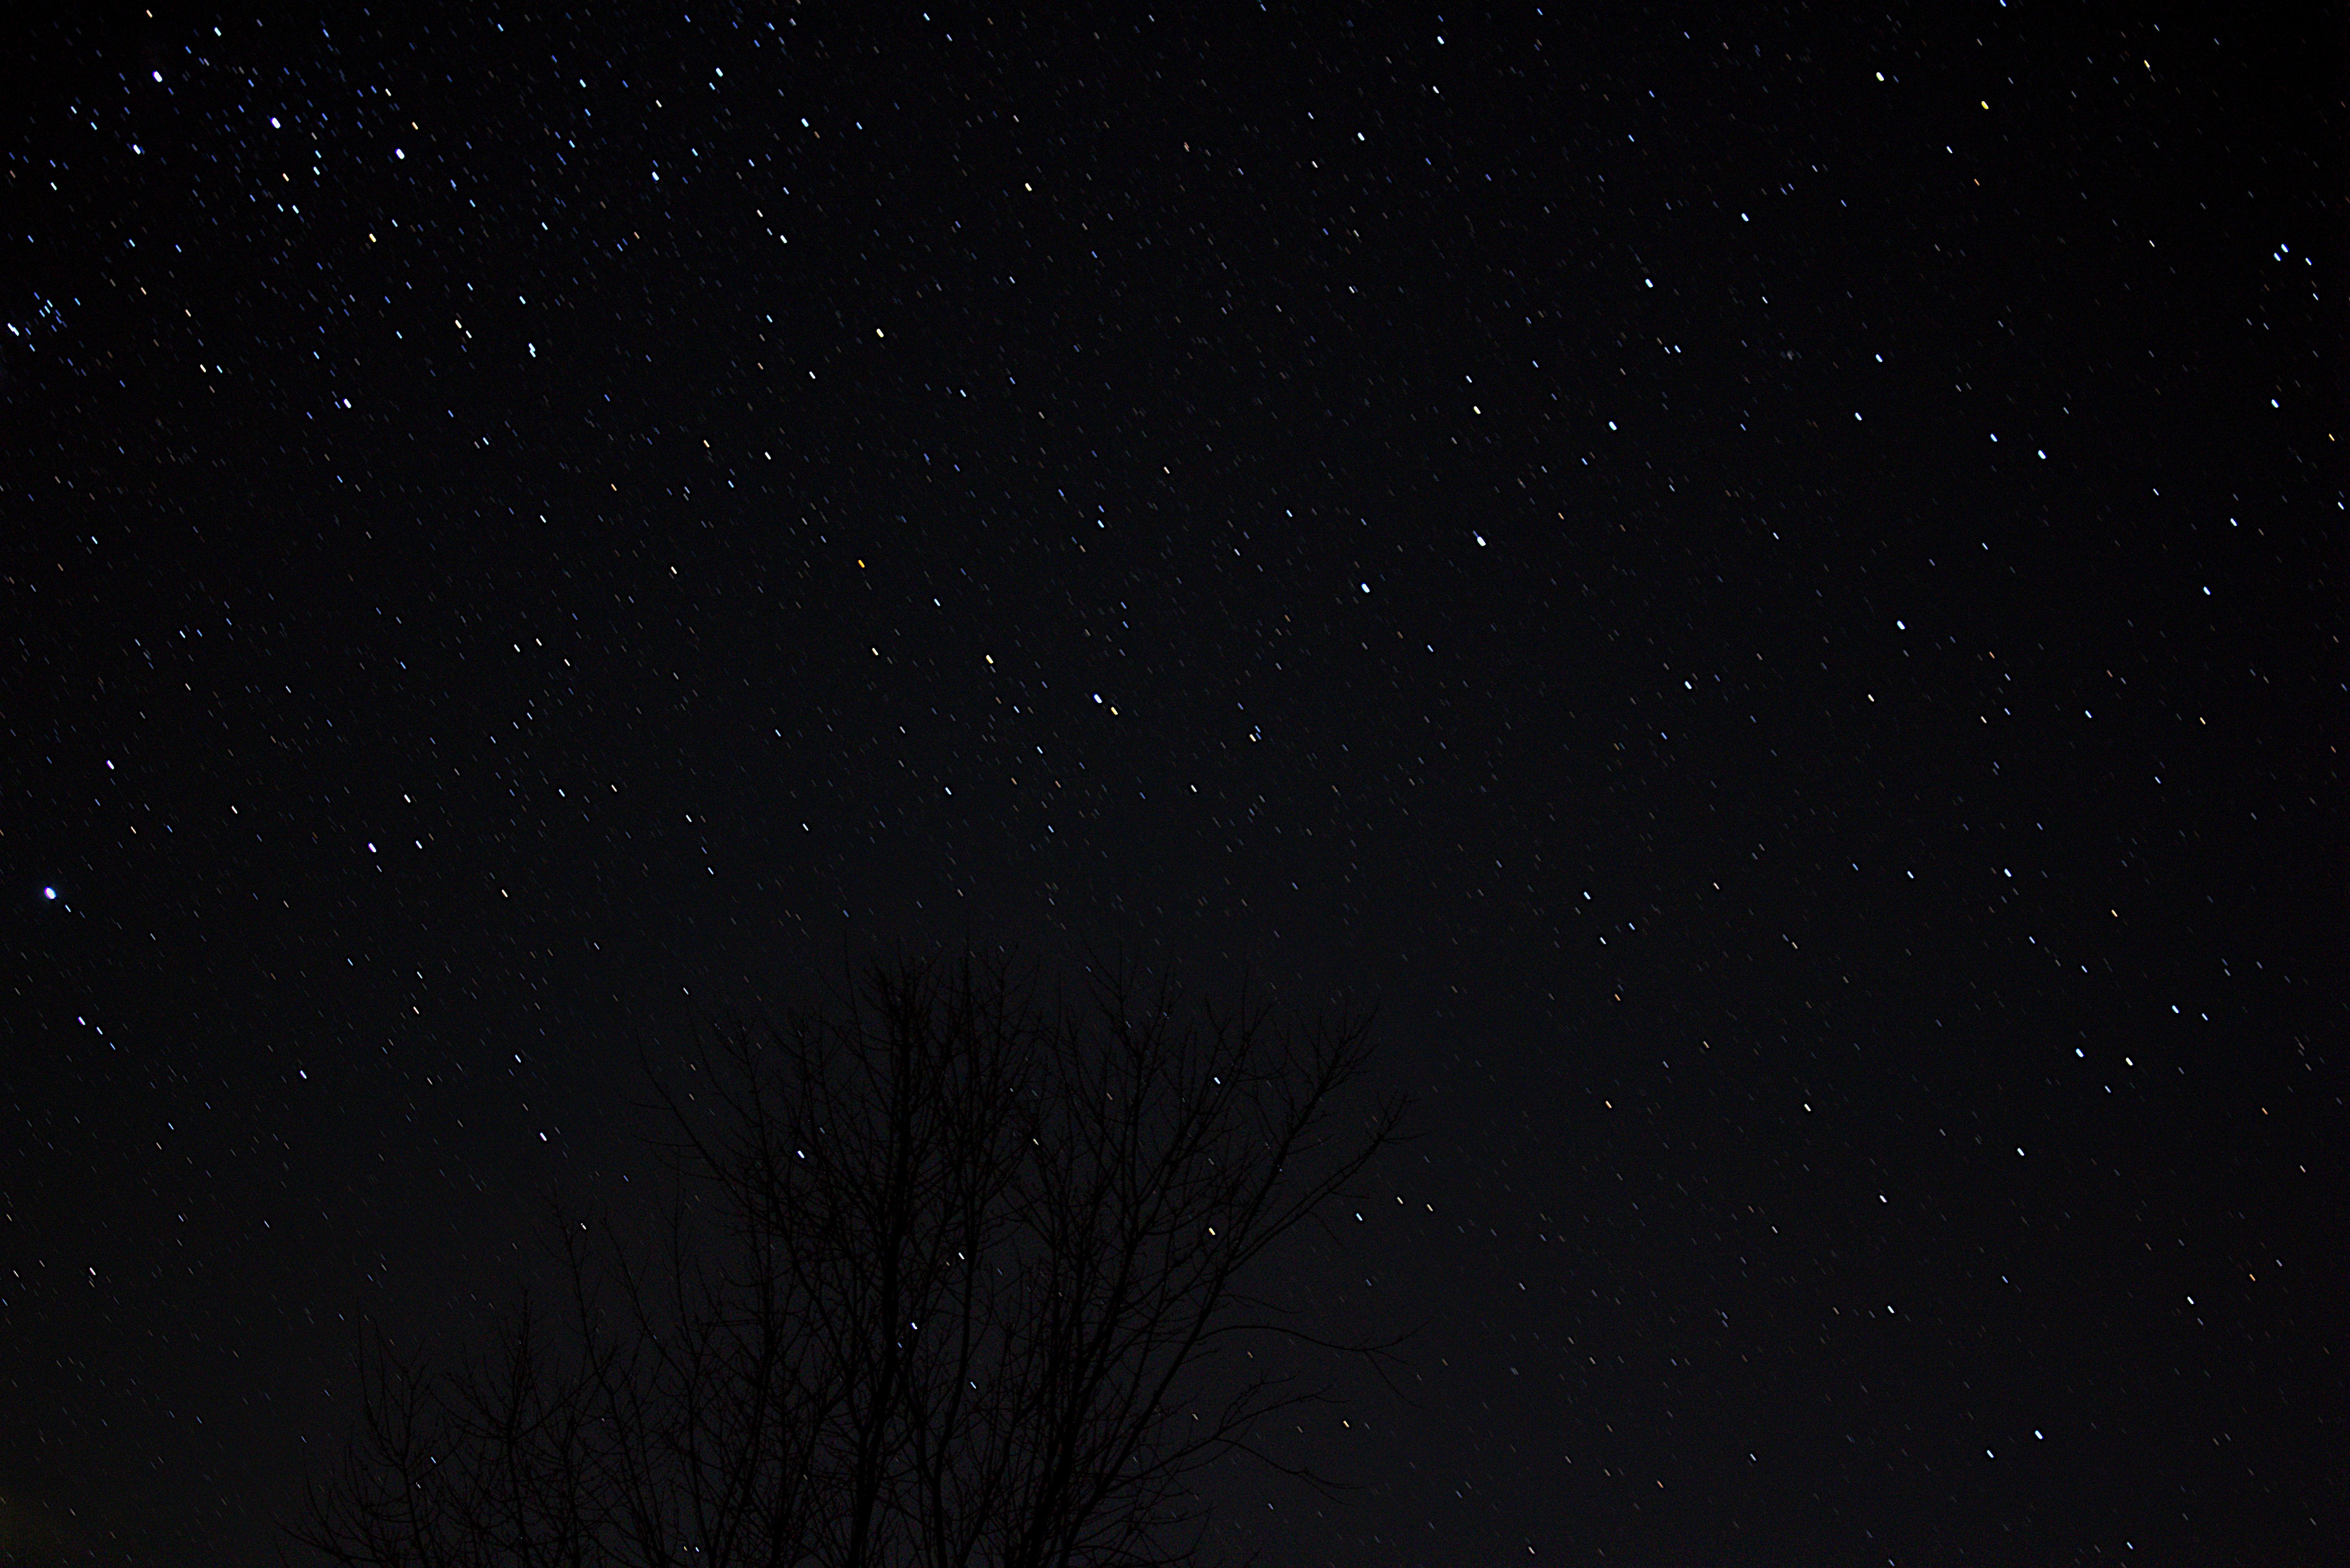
[292,947,1406,1568]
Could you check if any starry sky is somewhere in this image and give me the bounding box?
[1,6,2338,1565]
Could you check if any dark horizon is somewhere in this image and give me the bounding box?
[2,5,2337,1564]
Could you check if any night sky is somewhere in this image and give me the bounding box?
[2,6,2338,1565]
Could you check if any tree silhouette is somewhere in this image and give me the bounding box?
[292,948,1406,1568]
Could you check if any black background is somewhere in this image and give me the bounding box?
[1,4,2338,1564]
